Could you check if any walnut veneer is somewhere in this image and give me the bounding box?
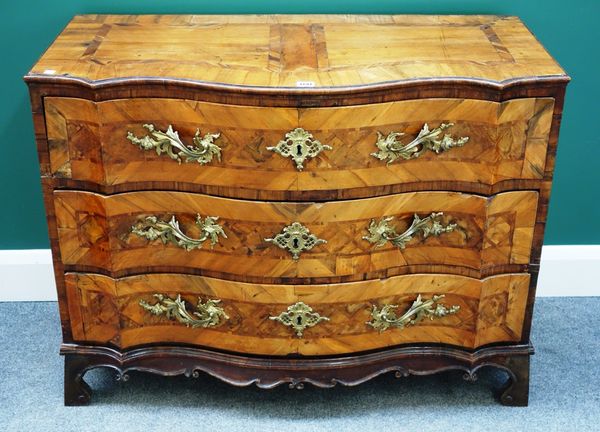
[25,14,569,407]
[65,272,529,355]
[54,190,537,280]
[45,97,554,197]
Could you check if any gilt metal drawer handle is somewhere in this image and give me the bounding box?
[363,212,456,249]
[131,214,227,251]
[127,124,222,164]
[270,302,330,337]
[265,222,327,260]
[371,123,468,164]
[139,293,229,328]
[367,294,460,332]
[267,128,332,170]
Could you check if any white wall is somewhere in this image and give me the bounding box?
[0,246,598,301]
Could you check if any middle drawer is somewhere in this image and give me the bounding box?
[54,190,537,281]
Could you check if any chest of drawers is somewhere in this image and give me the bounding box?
[25,14,568,406]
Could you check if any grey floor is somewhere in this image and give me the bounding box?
[1,298,598,432]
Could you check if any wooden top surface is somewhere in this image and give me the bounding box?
[27,14,567,89]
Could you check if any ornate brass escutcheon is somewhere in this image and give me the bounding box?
[264,222,327,260]
[131,214,227,251]
[367,294,460,332]
[139,293,229,328]
[127,124,222,164]
[269,302,330,337]
[363,212,456,249]
[371,123,468,164]
[266,128,332,171]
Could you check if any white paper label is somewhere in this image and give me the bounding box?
[296,81,315,88]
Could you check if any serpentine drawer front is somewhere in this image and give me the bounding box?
[44,97,554,199]
[26,14,568,406]
[64,272,529,355]
[53,190,538,280]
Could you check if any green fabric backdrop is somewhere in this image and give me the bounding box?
[1,0,597,248]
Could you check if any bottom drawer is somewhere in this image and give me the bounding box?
[65,272,529,356]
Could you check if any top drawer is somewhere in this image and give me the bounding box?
[45,97,554,199]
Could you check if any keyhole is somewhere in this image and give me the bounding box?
[296,144,303,156]
[296,316,303,325]
[293,238,299,249]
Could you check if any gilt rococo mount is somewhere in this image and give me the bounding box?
[25,14,569,406]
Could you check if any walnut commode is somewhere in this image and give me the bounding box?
[25,14,569,406]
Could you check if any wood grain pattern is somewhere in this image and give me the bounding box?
[65,272,529,355]
[53,190,538,281]
[28,15,566,87]
[24,14,569,405]
[44,97,554,197]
